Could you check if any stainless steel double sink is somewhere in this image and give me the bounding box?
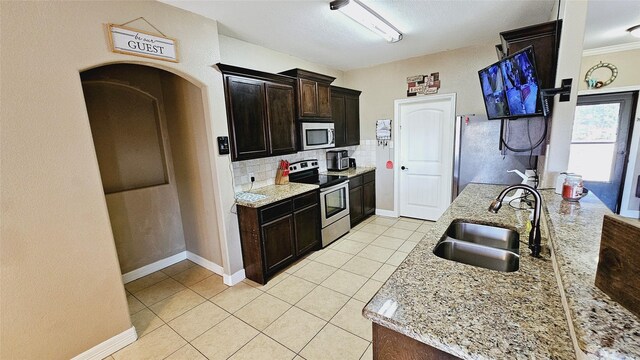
[433,220,520,272]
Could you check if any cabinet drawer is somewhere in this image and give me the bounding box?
[349,175,363,189]
[294,191,317,210]
[363,171,375,183]
[260,200,293,223]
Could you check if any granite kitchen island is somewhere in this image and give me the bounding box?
[363,183,640,359]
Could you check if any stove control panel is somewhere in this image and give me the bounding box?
[288,159,319,174]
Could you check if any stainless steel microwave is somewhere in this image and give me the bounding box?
[300,122,335,150]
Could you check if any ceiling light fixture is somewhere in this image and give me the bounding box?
[628,24,640,38]
[330,0,403,43]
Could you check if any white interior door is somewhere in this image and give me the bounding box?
[395,94,456,220]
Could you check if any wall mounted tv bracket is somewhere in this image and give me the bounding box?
[541,78,572,115]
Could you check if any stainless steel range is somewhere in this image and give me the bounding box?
[288,159,350,247]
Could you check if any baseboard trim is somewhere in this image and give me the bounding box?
[186,251,224,276]
[187,252,244,286]
[122,252,187,284]
[223,269,246,286]
[375,209,398,218]
[71,326,137,360]
[121,250,241,287]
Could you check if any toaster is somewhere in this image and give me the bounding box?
[326,150,350,171]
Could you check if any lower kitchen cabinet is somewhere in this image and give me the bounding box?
[373,323,460,360]
[237,190,320,284]
[294,204,320,256]
[262,215,295,273]
[350,186,364,224]
[350,170,376,227]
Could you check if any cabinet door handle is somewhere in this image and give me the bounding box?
[401,166,408,170]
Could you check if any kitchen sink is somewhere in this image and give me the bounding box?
[433,239,520,272]
[433,221,520,272]
[445,221,520,251]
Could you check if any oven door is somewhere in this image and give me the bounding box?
[320,181,350,228]
[301,122,335,150]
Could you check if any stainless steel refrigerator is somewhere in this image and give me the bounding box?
[453,114,531,198]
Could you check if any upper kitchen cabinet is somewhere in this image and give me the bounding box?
[218,64,297,161]
[498,20,562,90]
[331,86,361,147]
[280,69,335,121]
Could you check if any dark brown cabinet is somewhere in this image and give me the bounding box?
[349,170,376,227]
[280,68,335,120]
[496,21,562,156]
[237,190,321,284]
[317,83,332,118]
[294,204,320,256]
[349,186,364,224]
[498,20,562,90]
[262,215,295,273]
[265,83,296,155]
[218,64,296,161]
[225,76,269,159]
[373,323,461,360]
[331,86,361,147]
[363,180,376,215]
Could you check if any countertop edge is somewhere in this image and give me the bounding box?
[541,191,640,359]
[235,183,319,208]
[324,166,376,178]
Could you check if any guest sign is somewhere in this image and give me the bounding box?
[107,24,178,63]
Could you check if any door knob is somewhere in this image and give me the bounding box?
[401,166,408,170]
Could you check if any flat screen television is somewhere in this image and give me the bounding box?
[478,46,544,120]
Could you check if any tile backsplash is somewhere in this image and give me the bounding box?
[233,140,377,192]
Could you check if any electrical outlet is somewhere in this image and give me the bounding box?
[248,173,255,182]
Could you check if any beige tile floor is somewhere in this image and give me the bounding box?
[107,215,434,360]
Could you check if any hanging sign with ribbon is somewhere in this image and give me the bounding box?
[107,21,178,63]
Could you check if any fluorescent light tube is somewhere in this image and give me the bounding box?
[330,0,403,43]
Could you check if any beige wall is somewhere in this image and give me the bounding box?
[342,45,498,210]
[162,74,223,264]
[580,49,640,90]
[82,65,188,274]
[83,82,168,192]
[218,35,345,86]
[0,1,234,359]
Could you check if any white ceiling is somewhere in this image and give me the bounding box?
[583,0,640,50]
[161,0,640,69]
[162,0,556,71]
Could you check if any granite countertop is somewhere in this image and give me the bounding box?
[325,166,376,178]
[541,190,640,359]
[363,183,575,359]
[235,183,319,208]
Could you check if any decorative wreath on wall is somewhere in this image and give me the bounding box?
[584,61,618,89]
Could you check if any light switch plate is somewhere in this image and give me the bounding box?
[217,136,230,155]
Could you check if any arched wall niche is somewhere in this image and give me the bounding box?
[80,63,225,279]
